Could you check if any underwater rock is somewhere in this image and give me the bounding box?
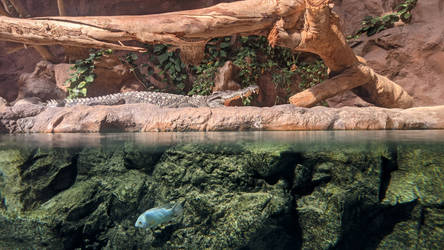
[0,148,76,212]
[0,142,443,249]
[377,145,444,249]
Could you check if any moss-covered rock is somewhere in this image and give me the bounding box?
[377,145,444,249]
[0,141,442,249]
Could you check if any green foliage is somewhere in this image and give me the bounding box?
[349,0,417,39]
[188,63,217,96]
[241,95,253,106]
[143,44,188,91]
[397,0,418,23]
[65,49,112,99]
[353,14,400,38]
[188,35,327,100]
[294,60,328,90]
[232,36,328,102]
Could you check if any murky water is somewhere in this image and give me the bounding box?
[0,131,443,249]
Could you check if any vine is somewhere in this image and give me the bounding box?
[65,49,112,99]
[349,0,417,39]
[143,44,188,92]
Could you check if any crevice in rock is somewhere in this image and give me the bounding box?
[333,200,418,250]
[48,156,78,192]
[18,150,79,210]
[17,148,40,174]
[379,146,398,202]
[258,152,303,186]
[243,201,302,250]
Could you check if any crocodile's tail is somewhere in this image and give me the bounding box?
[46,99,65,107]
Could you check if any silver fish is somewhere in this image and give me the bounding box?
[135,202,184,229]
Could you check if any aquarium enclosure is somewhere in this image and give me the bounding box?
[0,131,443,249]
[1,0,444,249]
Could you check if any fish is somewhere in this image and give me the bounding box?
[134,202,184,229]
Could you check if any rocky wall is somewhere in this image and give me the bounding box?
[0,141,442,249]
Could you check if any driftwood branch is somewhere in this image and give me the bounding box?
[2,0,56,62]
[0,0,413,108]
[0,0,304,54]
[270,1,413,108]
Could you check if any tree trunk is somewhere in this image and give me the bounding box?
[0,0,413,108]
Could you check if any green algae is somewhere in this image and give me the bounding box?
[0,139,442,249]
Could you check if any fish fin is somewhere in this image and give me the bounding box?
[172,201,184,216]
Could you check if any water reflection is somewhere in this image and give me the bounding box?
[1,130,444,148]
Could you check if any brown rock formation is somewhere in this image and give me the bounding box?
[54,55,142,97]
[15,61,65,103]
[213,61,241,92]
[0,0,413,109]
[1,103,443,133]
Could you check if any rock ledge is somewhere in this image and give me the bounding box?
[1,104,444,133]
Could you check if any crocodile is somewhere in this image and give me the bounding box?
[46,85,259,108]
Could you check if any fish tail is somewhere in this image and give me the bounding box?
[172,201,184,216]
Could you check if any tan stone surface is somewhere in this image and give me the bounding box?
[332,0,444,107]
[2,104,444,133]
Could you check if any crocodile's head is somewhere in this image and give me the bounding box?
[206,85,260,107]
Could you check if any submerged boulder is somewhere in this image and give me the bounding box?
[0,141,442,249]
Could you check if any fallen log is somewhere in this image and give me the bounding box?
[2,0,56,62]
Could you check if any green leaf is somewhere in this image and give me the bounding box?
[153,45,165,54]
[220,42,231,48]
[77,66,88,73]
[158,53,169,65]
[240,36,249,43]
[78,81,87,88]
[177,83,185,90]
[131,53,138,60]
[175,63,181,72]
[402,12,411,20]
[165,62,173,70]
[80,88,87,97]
[85,75,94,83]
